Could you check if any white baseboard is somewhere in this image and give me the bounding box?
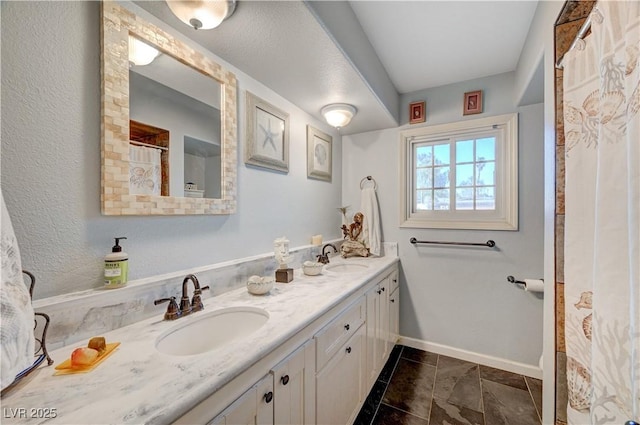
[398,336,543,380]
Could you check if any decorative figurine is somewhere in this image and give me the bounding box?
[340,212,370,258]
[274,237,294,282]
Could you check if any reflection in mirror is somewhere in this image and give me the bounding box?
[128,38,222,199]
[101,2,237,215]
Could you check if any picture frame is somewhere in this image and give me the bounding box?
[409,101,426,124]
[245,91,289,173]
[307,125,332,182]
[463,90,483,115]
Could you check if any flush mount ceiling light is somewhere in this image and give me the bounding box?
[321,103,357,129]
[128,36,160,66]
[166,0,237,30]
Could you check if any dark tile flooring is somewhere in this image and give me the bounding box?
[355,345,543,425]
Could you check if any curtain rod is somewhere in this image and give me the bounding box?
[555,11,597,69]
[129,140,168,151]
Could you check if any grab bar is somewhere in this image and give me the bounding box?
[409,237,496,248]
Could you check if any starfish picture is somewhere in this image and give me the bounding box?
[259,118,280,151]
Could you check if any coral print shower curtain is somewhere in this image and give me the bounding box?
[563,1,640,424]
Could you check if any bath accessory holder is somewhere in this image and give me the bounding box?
[1,270,54,397]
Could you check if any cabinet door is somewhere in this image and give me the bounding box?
[210,374,274,425]
[379,276,390,363]
[316,326,365,425]
[389,286,399,345]
[271,340,315,425]
[365,284,381,388]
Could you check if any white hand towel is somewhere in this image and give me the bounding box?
[1,192,35,390]
[360,187,382,256]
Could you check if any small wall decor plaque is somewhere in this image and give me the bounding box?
[409,101,426,124]
[463,90,483,115]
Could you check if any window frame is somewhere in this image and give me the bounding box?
[399,113,518,230]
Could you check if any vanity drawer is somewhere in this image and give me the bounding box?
[315,296,365,370]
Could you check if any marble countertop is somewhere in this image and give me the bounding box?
[2,255,398,425]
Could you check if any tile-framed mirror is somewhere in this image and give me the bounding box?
[101,2,237,215]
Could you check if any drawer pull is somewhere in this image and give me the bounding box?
[344,324,350,331]
[264,391,273,403]
[345,346,352,354]
[281,375,290,386]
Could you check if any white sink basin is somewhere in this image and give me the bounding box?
[156,306,269,356]
[324,263,369,274]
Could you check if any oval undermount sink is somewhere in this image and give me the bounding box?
[324,263,369,274]
[156,306,269,356]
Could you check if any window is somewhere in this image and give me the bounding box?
[400,113,518,230]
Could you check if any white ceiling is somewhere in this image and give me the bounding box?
[349,1,538,94]
[134,1,539,135]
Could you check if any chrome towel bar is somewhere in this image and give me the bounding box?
[409,237,496,248]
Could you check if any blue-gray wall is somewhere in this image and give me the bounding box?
[343,72,544,366]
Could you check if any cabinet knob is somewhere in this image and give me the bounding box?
[344,324,350,331]
[281,375,290,386]
[264,391,273,403]
[345,346,352,354]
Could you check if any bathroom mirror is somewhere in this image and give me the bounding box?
[101,2,237,215]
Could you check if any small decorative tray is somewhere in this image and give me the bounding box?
[54,343,120,376]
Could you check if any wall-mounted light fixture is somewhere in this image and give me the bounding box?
[321,103,357,129]
[166,0,237,30]
[128,36,160,66]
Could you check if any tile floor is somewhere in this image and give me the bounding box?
[355,345,543,425]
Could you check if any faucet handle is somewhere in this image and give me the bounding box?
[191,286,210,312]
[154,297,181,321]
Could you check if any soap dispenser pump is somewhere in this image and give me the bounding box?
[104,237,128,289]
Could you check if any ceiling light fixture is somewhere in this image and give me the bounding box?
[166,0,237,30]
[128,36,160,66]
[321,103,357,129]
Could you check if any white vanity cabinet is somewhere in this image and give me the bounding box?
[209,374,274,425]
[174,262,399,425]
[270,340,315,424]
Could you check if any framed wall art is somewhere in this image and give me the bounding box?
[409,101,426,124]
[307,125,332,182]
[245,91,290,173]
[463,90,483,115]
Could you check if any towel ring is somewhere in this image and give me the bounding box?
[360,176,377,190]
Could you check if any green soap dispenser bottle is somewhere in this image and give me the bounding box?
[104,237,128,289]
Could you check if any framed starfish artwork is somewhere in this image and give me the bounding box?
[245,91,290,173]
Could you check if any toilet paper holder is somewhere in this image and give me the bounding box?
[507,275,526,289]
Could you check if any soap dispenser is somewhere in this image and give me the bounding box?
[104,237,128,289]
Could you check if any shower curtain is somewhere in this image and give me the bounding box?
[563,1,640,424]
[129,144,162,196]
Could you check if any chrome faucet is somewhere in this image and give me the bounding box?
[154,274,210,320]
[317,243,338,264]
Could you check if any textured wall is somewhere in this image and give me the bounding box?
[1,1,342,299]
[343,72,545,366]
